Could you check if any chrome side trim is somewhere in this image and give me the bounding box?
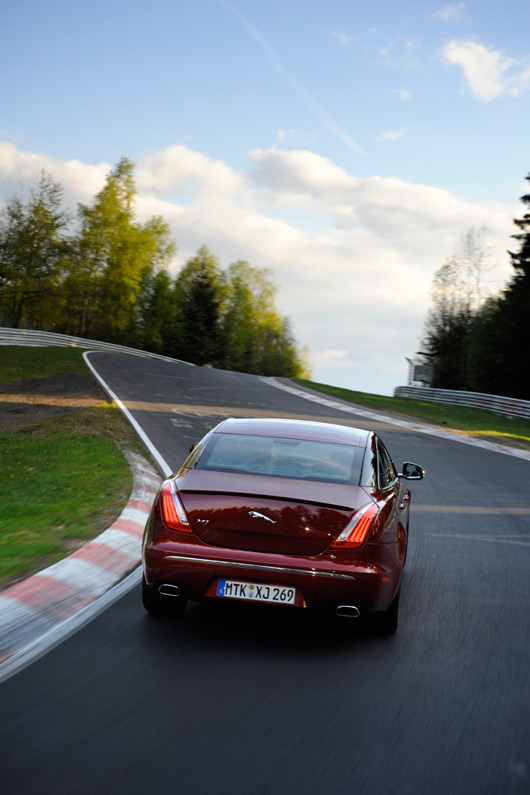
[163,555,354,579]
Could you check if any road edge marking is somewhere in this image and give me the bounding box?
[83,350,173,477]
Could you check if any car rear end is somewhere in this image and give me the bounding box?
[142,420,404,617]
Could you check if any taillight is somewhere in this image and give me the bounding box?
[160,482,192,532]
[331,502,379,548]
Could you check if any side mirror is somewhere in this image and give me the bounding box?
[189,442,198,453]
[398,462,425,480]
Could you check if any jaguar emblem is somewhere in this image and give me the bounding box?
[248,510,276,524]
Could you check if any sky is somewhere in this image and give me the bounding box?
[1,0,529,395]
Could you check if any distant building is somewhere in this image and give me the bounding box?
[405,356,433,388]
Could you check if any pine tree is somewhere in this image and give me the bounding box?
[172,246,223,365]
[469,173,530,398]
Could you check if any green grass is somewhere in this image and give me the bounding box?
[0,345,89,384]
[0,414,133,585]
[0,346,152,588]
[294,378,530,450]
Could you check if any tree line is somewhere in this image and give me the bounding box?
[0,158,311,379]
[422,172,530,401]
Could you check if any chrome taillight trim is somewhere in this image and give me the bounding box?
[163,555,355,579]
[164,480,189,526]
[334,501,375,544]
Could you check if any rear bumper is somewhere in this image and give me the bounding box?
[143,541,401,613]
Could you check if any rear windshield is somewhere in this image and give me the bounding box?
[194,433,363,485]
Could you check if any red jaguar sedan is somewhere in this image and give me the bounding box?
[142,417,424,633]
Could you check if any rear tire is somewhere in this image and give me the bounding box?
[142,577,188,616]
[373,586,400,635]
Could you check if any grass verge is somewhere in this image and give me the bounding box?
[0,345,89,384]
[293,379,530,451]
[0,347,153,588]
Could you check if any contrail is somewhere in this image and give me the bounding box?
[217,0,364,155]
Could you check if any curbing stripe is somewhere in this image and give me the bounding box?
[110,517,146,537]
[89,528,143,557]
[0,448,160,666]
[7,578,94,622]
[35,557,128,596]
[70,542,138,575]
[119,506,152,525]
[127,498,153,513]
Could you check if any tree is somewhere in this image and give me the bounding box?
[0,172,71,327]
[135,268,176,354]
[254,316,310,378]
[422,227,495,389]
[469,174,530,398]
[0,165,311,378]
[171,246,224,365]
[60,157,176,340]
[509,173,530,279]
[221,260,264,373]
[467,295,508,396]
[220,260,309,377]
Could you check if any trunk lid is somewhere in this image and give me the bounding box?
[176,469,369,555]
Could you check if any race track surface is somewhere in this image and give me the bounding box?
[1,353,529,794]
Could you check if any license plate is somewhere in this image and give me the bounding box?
[216,579,296,605]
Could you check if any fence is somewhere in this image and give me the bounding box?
[394,385,530,420]
[0,327,193,366]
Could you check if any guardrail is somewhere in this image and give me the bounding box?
[394,385,530,420]
[0,327,193,366]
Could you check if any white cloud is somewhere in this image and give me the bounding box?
[376,129,409,142]
[0,141,516,395]
[136,145,245,204]
[393,88,412,101]
[379,39,398,59]
[442,40,530,101]
[434,3,466,21]
[332,32,354,49]
[379,36,422,70]
[275,129,300,147]
[0,141,109,207]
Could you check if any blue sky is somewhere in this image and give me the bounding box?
[1,0,529,393]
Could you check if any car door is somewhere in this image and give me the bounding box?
[376,438,408,560]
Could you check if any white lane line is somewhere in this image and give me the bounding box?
[83,350,173,477]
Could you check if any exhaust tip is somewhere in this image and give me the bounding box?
[158,584,181,598]
[336,604,360,618]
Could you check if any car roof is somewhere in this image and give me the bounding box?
[212,417,371,447]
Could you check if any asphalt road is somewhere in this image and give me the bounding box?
[1,352,529,794]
